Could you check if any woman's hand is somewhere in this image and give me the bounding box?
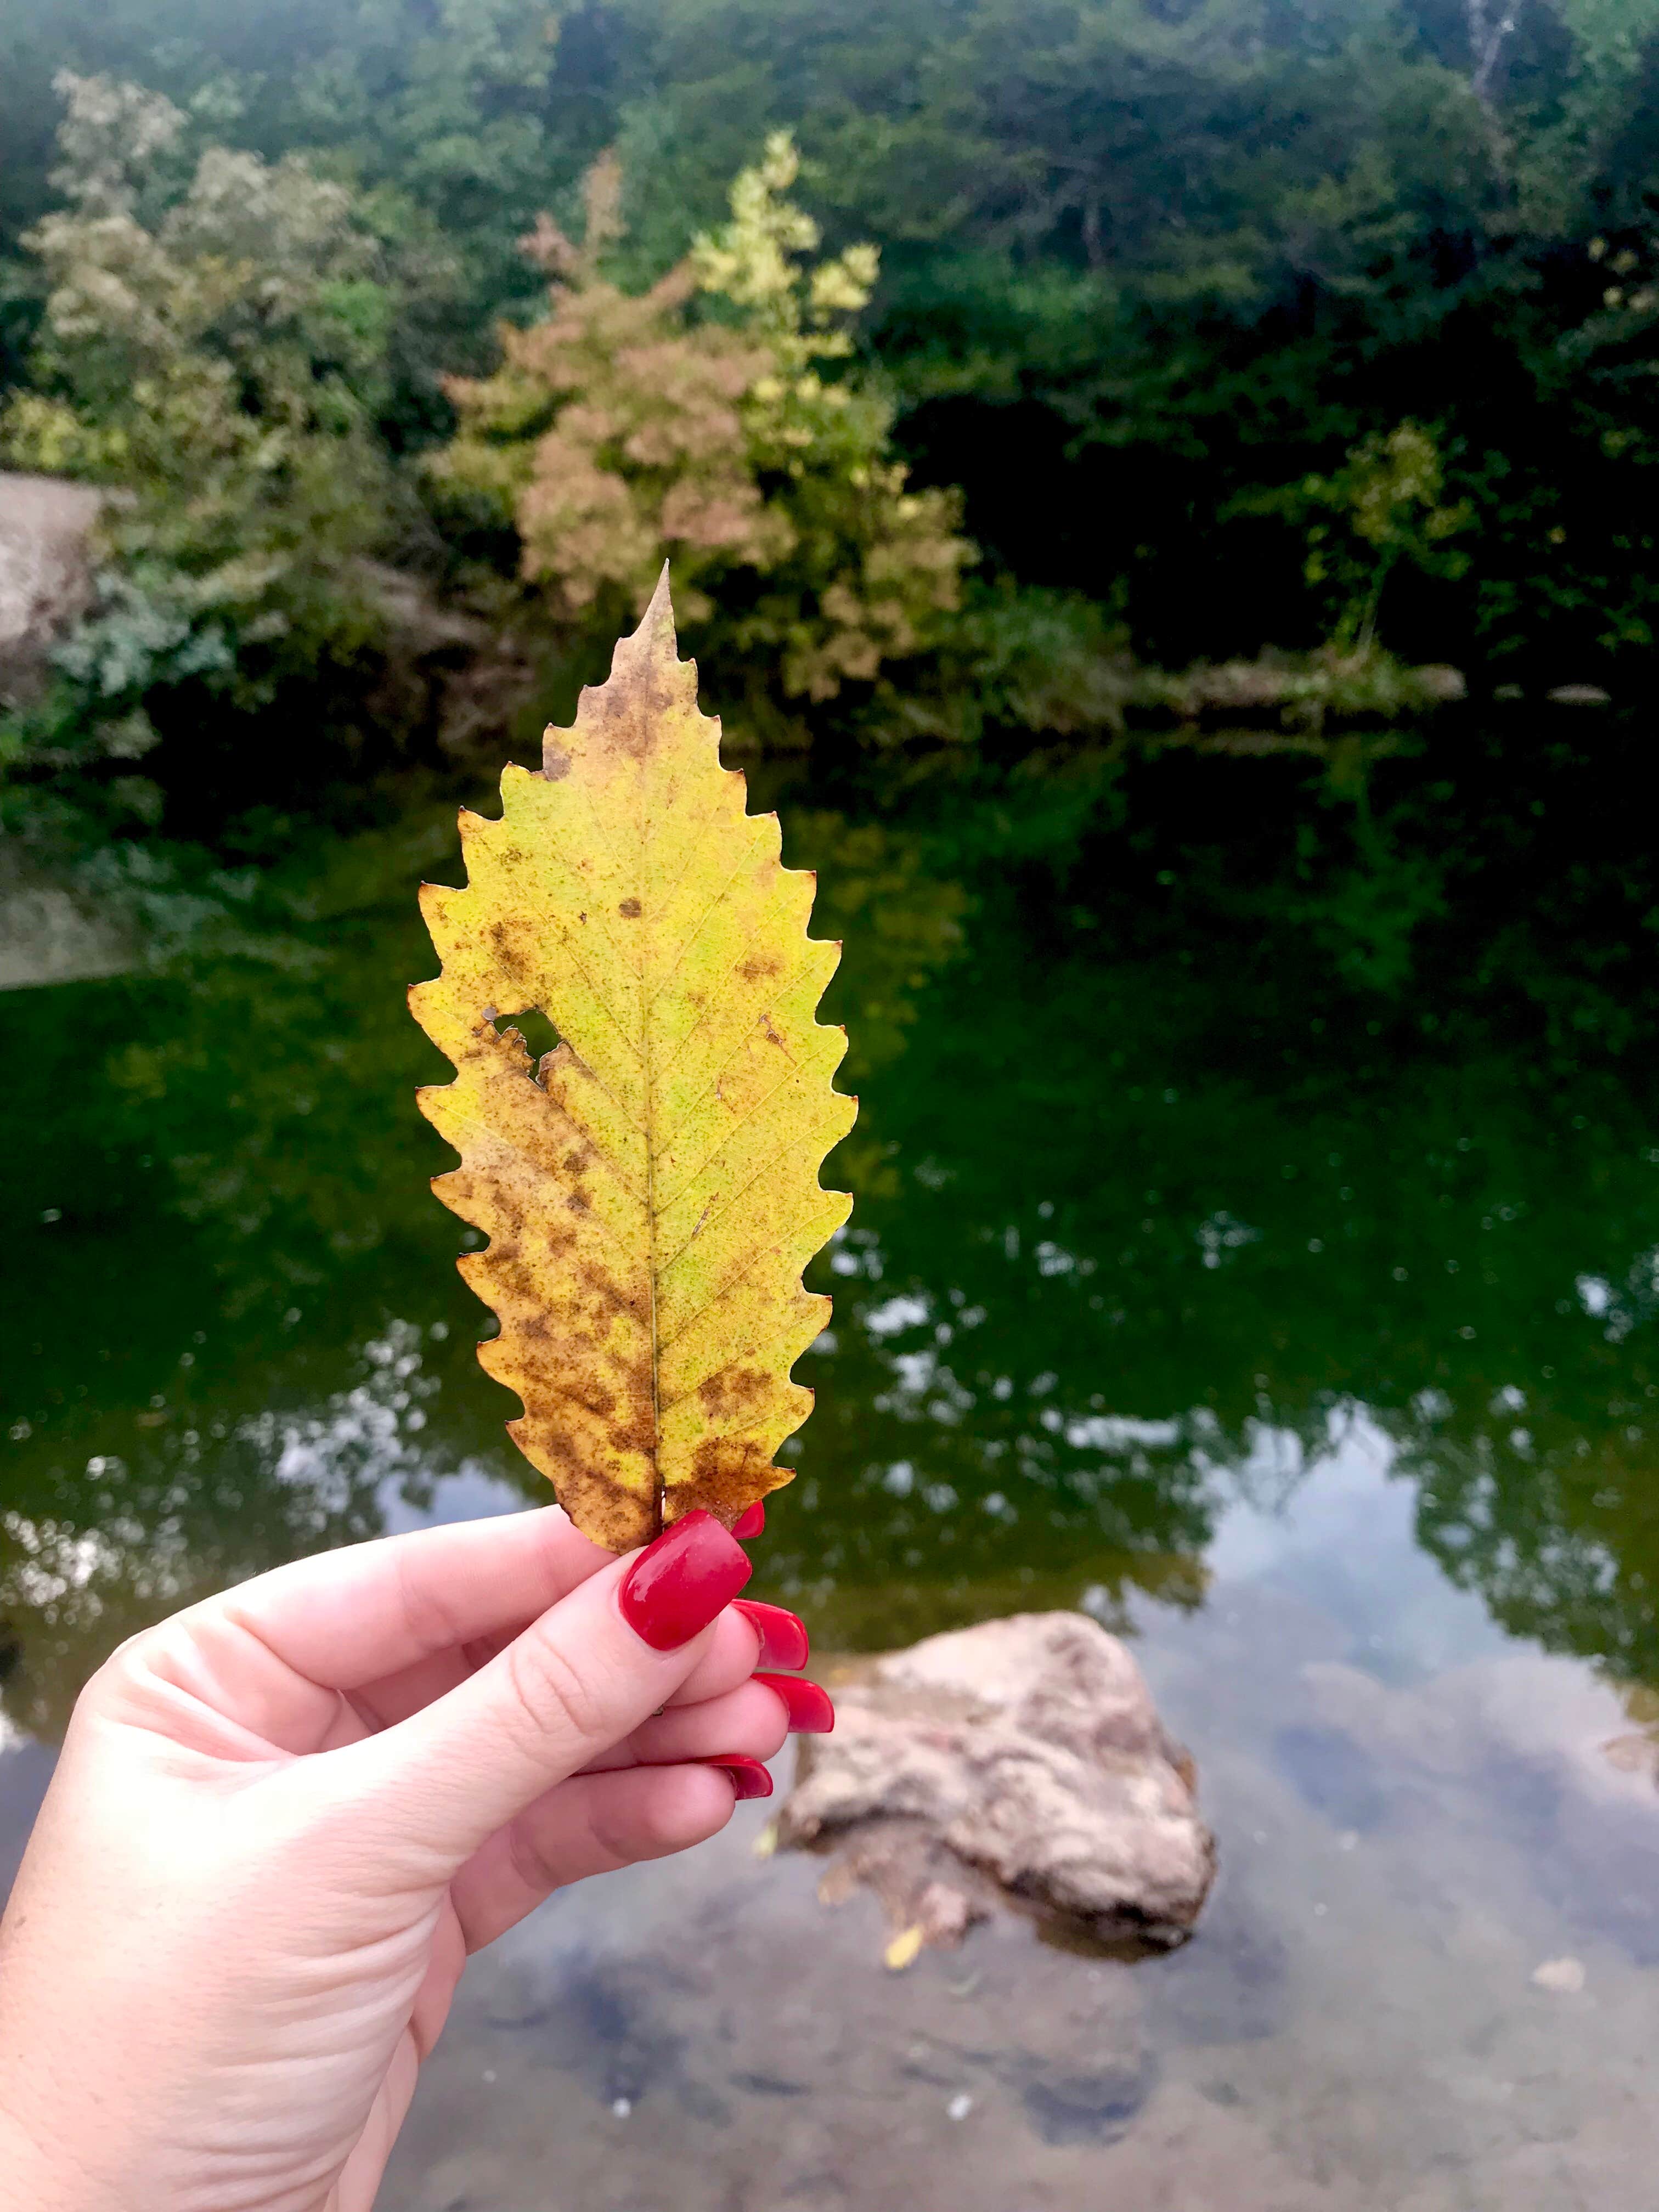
[0,1504,825,2212]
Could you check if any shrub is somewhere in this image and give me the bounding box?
[1232,422,1474,651]
[433,133,972,748]
[0,73,407,777]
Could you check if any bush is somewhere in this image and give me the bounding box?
[0,74,408,785]
[433,133,972,749]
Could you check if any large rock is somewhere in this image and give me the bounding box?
[0,472,103,709]
[780,1611,1216,1952]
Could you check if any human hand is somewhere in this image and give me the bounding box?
[0,1504,828,2212]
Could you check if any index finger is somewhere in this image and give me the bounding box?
[350,1587,768,1734]
[211,1505,611,1692]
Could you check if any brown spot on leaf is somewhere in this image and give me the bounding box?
[672,1434,780,1522]
[488,918,533,980]
[618,896,642,918]
[697,1364,767,1418]
[544,742,572,781]
[579,1259,641,1319]
[738,952,782,983]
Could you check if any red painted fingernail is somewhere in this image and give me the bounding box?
[732,1499,766,1540]
[618,1510,752,1650]
[703,1754,774,1801]
[733,1599,810,1672]
[756,1672,834,1734]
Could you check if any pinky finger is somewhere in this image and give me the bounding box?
[452,1761,747,1952]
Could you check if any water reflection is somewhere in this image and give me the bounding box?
[8,772,1659,2210]
[0,1320,450,1736]
[3,784,1659,1739]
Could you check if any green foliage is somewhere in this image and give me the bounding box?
[911,584,1135,747]
[0,0,608,409]
[3,0,1658,701]
[1231,423,1475,647]
[0,0,1656,889]
[1,72,404,768]
[435,133,970,747]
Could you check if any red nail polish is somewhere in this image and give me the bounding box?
[756,1672,834,1734]
[733,1599,809,1672]
[619,1510,752,1650]
[732,1499,766,1540]
[703,1754,774,1801]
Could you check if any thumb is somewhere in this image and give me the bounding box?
[334,1510,752,1871]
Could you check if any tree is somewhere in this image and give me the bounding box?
[434,133,970,748]
[1,72,405,777]
[1236,421,1474,648]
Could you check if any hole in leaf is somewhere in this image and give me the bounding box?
[493,1007,561,1066]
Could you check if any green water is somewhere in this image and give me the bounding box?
[7,759,1659,2202]
[5,771,1657,1722]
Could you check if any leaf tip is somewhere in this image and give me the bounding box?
[567,560,708,758]
[633,559,678,659]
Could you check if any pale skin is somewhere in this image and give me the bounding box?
[0,1507,789,2212]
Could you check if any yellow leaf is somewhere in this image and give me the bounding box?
[409,570,856,1549]
[883,1925,925,1973]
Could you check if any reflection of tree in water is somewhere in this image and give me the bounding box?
[4,793,1659,1717]
[0,808,974,1718]
[1400,1244,1659,1686]
[772,882,1659,1667]
[0,1323,448,1739]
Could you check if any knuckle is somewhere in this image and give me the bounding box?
[82,1635,144,1707]
[585,1784,658,1870]
[505,1805,566,1899]
[393,1545,469,1655]
[500,1626,613,1754]
[82,1613,197,1717]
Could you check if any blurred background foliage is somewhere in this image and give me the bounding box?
[1,0,1657,1056]
[4,0,1659,1740]
[432,132,970,749]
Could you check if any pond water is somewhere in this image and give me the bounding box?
[4,754,1659,2206]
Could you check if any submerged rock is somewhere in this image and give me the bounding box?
[0,471,103,709]
[1129,645,1466,740]
[779,1611,1216,1953]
